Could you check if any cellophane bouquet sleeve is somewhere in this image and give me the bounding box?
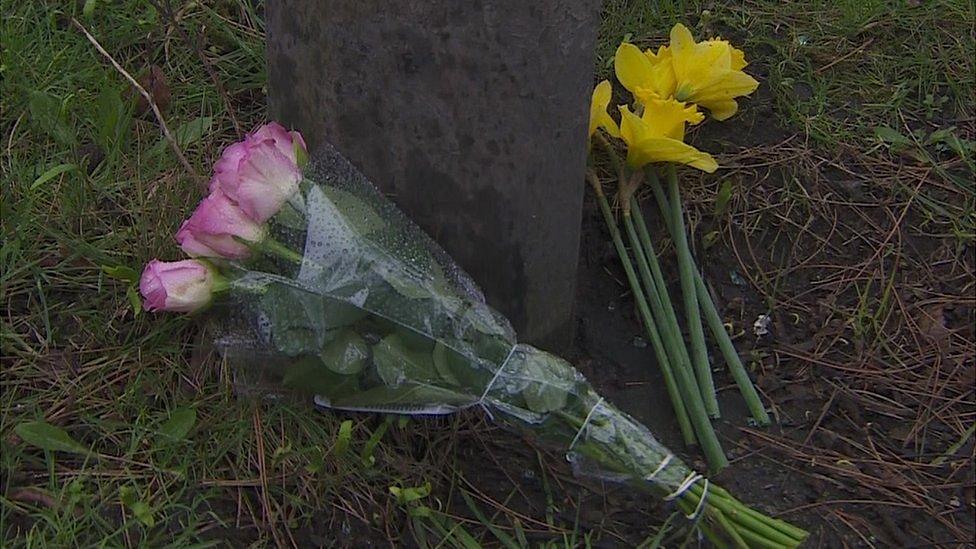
[179,140,805,548]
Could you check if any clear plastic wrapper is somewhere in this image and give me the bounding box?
[212,143,807,546]
[214,143,690,493]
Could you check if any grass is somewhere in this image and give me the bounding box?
[2,0,974,546]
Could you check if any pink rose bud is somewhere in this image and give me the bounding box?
[250,121,307,166]
[176,189,265,259]
[139,259,218,313]
[211,122,306,223]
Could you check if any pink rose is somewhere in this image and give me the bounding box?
[139,259,218,313]
[176,189,265,259]
[211,122,306,223]
[251,121,307,165]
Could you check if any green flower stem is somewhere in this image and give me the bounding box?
[685,482,808,546]
[646,171,770,426]
[594,132,626,185]
[587,174,697,448]
[257,237,305,264]
[622,211,728,472]
[559,406,804,547]
[625,199,708,427]
[665,164,721,418]
[628,198,683,347]
[707,484,809,542]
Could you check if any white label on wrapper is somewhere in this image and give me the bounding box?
[313,394,461,415]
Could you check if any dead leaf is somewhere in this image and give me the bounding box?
[917,303,951,352]
[10,488,59,509]
[134,65,170,116]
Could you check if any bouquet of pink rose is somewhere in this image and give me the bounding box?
[139,122,806,547]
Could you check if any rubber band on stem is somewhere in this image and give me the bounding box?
[664,472,703,501]
[645,454,674,481]
[686,479,709,520]
[478,344,518,420]
[568,397,605,451]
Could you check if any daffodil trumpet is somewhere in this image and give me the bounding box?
[643,169,770,426]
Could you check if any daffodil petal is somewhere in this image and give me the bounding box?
[593,79,612,105]
[615,43,656,101]
[730,46,748,70]
[626,137,718,173]
[589,80,620,137]
[669,23,696,58]
[694,70,760,103]
[640,98,703,141]
[618,105,646,146]
[698,98,739,121]
[598,112,620,137]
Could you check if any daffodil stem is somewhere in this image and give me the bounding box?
[626,196,702,406]
[594,132,626,185]
[665,165,720,418]
[586,172,697,448]
[621,211,727,471]
[646,169,771,426]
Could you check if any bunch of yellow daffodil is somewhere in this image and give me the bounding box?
[590,23,758,172]
[582,24,809,548]
[585,23,768,476]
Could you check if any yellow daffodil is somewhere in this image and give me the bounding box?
[618,99,717,173]
[668,23,758,121]
[589,80,620,138]
[614,43,676,104]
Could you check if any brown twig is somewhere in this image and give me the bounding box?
[69,17,203,187]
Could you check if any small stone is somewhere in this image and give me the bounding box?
[753,314,772,337]
[632,336,647,348]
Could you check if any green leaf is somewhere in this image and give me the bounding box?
[432,342,460,386]
[149,116,212,157]
[30,163,77,190]
[28,91,76,146]
[713,180,733,217]
[283,355,359,397]
[701,230,721,250]
[261,284,364,356]
[157,407,196,441]
[519,352,573,414]
[928,127,974,165]
[372,334,438,387]
[94,85,131,154]
[82,0,97,16]
[305,447,325,473]
[101,264,139,282]
[320,330,369,375]
[119,487,154,527]
[390,482,431,504]
[173,116,212,148]
[126,285,143,316]
[874,126,912,146]
[295,140,309,168]
[361,419,389,466]
[15,421,89,455]
[130,500,155,527]
[321,186,385,236]
[119,485,137,507]
[460,489,520,549]
[333,419,353,456]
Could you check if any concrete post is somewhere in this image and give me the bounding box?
[267,0,601,349]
